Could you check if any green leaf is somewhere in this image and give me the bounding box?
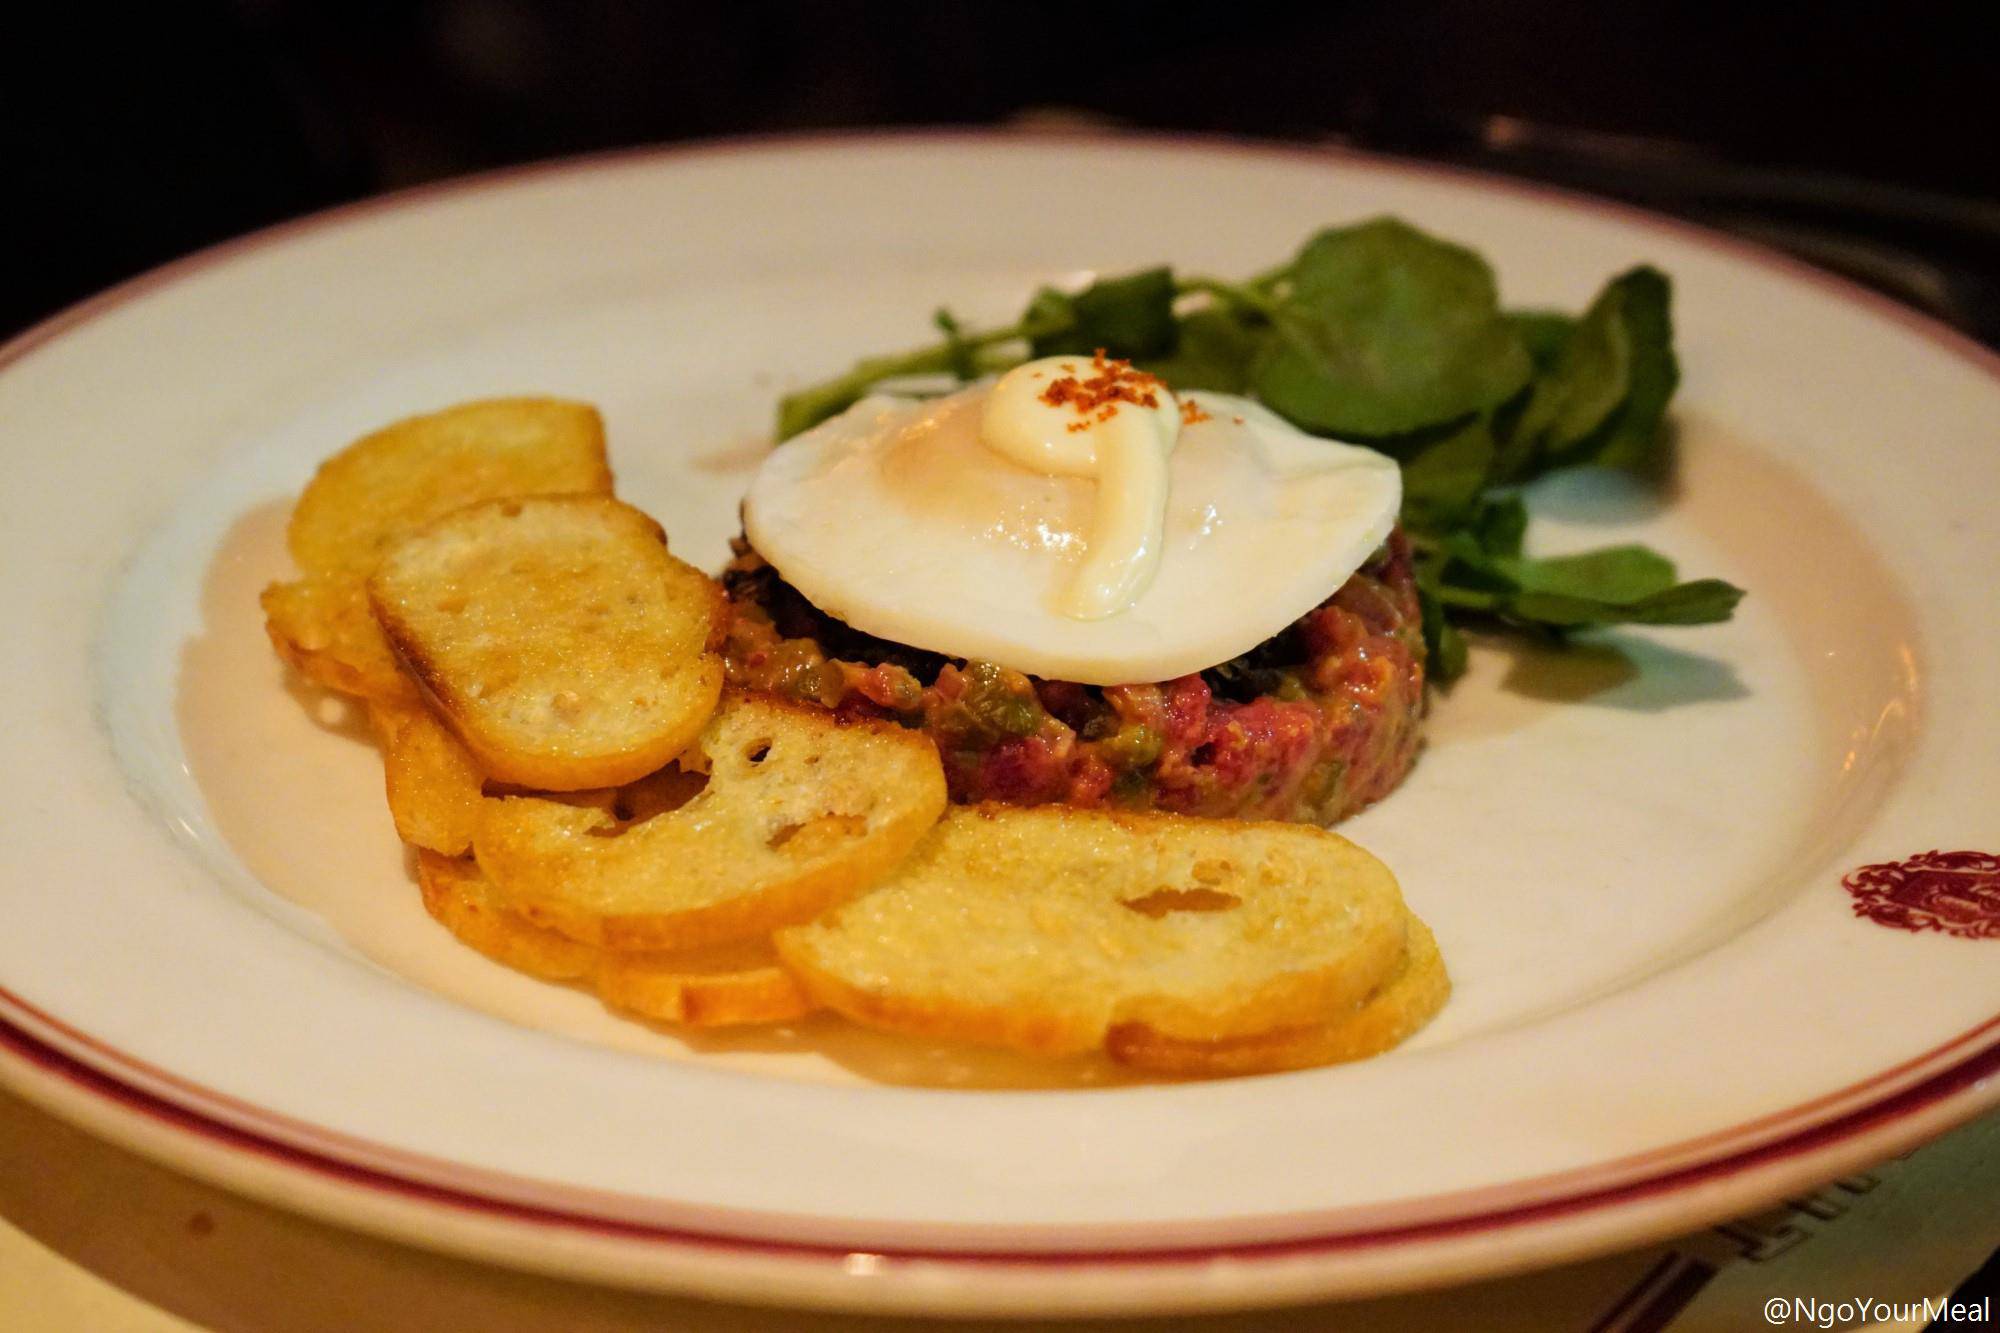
[1470,494,1528,557]
[1497,544,1679,602]
[1139,307,1264,393]
[1524,293,1633,455]
[1581,267,1677,469]
[1027,266,1179,360]
[1250,218,1533,437]
[933,307,977,380]
[1434,614,1469,679]
[1020,287,1075,343]
[1430,533,1743,630]
[1507,311,1577,370]
[1399,419,1495,532]
[1499,580,1744,627]
[1492,268,1678,481]
[1417,579,1470,682]
[1595,578,1744,625]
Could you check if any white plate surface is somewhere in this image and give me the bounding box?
[1,133,1996,1316]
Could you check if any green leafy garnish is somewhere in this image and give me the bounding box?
[933,307,979,381]
[1583,267,1680,471]
[1250,219,1535,437]
[1495,267,1679,482]
[1421,534,1744,628]
[1134,307,1261,392]
[1397,418,1496,533]
[773,218,1743,682]
[1507,310,1579,369]
[1025,266,1179,360]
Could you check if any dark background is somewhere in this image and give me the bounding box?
[5,1,1996,345]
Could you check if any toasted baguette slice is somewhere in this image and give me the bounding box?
[415,852,812,1027]
[774,805,1410,1057]
[475,693,947,950]
[417,849,597,981]
[287,397,612,577]
[370,495,725,790]
[263,574,418,703]
[367,700,487,856]
[596,943,812,1028]
[1105,915,1449,1076]
[265,397,612,701]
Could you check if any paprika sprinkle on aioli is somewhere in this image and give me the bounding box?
[1038,349,1168,433]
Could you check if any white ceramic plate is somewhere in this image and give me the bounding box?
[2,134,1996,1318]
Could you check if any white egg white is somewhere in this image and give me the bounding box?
[743,384,1401,686]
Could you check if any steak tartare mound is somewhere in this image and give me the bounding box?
[721,530,1427,825]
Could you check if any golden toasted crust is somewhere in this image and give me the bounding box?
[595,944,812,1028]
[414,851,811,1027]
[369,495,726,791]
[287,397,612,577]
[262,575,418,703]
[773,804,1411,1057]
[474,692,948,951]
[367,700,487,857]
[1105,915,1449,1076]
[416,849,598,981]
[263,397,612,703]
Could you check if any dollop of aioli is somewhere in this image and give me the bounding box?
[979,352,1183,619]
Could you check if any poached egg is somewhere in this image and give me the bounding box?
[744,368,1400,687]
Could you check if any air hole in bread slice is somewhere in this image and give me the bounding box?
[488,766,710,836]
[1119,886,1242,918]
[768,812,867,853]
[575,766,712,836]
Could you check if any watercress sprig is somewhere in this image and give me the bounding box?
[773,218,1744,680]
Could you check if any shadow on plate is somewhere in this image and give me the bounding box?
[1487,632,1749,713]
[1518,420,1682,525]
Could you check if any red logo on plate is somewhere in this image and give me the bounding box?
[1842,850,2000,940]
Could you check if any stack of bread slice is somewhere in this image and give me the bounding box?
[263,398,1447,1076]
